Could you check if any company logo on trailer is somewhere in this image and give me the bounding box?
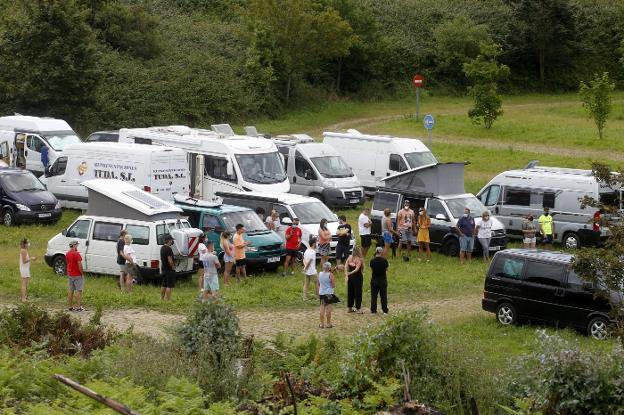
[78,162,88,176]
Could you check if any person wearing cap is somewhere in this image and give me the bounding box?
[336,215,352,266]
[160,235,176,300]
[66,240,85,311]
[283,217,302,276]
[316,261,336,328]
[369,247,389,314]
[233,224,250,280]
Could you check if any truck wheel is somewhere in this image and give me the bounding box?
[563,232,581,249]
[443,239,459,256]
[496,302,517,326]
[2,209,14,227]
[588,316,609,340]
[53,255,67,275]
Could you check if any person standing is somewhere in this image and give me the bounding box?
[123,234,137,292]
[202,241,221,300]
[317,218,331,265]
[160,235,176,301]
[381,208,397,258]
[416,208,431,262]
[539,207,554,248]
[40,145,49,171]
[233,224,250,280]
[220,231,234,285]
[66,240,85,311]
[302,237,318,300]
[283,217,302,276]
[336,215,352,266]
[358,207,372,257]
[316,262,336,329]
[196,234,208,293]
[522,215,537,248]
[117,230,128,292]
[370,247,389,314]
[475,210,493,261]
[345,246,364,313]
[265,209,280,232]
[396,200,416,260]
[19,238,35,302]
[456,208,475,264]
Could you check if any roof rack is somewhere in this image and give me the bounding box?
[272,134,315,144]
[216,190,280,203]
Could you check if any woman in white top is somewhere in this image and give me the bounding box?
[475,210,493,261]
[302,238,318,300]
[196,234,208,293]
[265,210,280,232]
[123,234,137,292]
[19,238,35,302]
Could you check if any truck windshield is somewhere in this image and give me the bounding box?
[311,156,353,178]
[0,173,46,192]
[404,151,438,169]
[221,210,268,234]
[43,133,82,151]
[291,202,338,224]
[235,152,286,184]
[444,196,487,219]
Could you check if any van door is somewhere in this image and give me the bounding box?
[371,191,400,236]
[25,134,46,173]
[44,157,71,201]
[87,221,124,274]
[65,218,92,270]
[500,187,532,238]
[559,269,610,330]
[0,141,10,166]
[124,224,151,269]
[521,260,567,324]
[426,198,452,249]
[292,150,317,196]
[487,255,527,312]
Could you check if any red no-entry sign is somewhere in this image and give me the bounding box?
[412,74,424,88]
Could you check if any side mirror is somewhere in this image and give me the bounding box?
[281,217,292,225]
[435,213,448,221]
[582,281,594,292]
[61,229,67,236]
[226,160,234,177]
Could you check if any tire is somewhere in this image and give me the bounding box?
[2,209,14,227]
[52,255,67,276]
[587,316,609,340]
[563,232,581,249]
[496,302,517,326]
[443,238,460,256]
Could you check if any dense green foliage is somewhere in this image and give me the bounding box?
[0,0,623,132]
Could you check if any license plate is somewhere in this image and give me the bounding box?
[349,199,359,204]
[38,213,52,218]
[267,257,280,263]
[490,246,501,251]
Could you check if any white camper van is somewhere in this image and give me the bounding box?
[477,164,620,248]
[323,129,437,192]
[45,179,200,282]
[269,133,364,207]
[40,142,190,209]
[0,116,82,174]
[118,125,290,198]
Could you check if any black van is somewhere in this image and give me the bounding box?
[482,249,618,339]
[0,167,62,226]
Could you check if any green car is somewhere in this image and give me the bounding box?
[175,197,284,270]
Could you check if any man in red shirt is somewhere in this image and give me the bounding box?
[66,240,85,312]
[283,217,302,276]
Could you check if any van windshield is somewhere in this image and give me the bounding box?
[235,152,286,184]
[43,133,82,151]
[291,202,337,224]
[445,196,487,219]
[405,151,438,169]
[0,173,46,192]
[310,156,353,178]
[221,211,268,234]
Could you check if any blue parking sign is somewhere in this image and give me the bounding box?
[423,114,435,130]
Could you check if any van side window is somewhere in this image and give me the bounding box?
[295,151,315,179]
[525,261,563,287]
[373,192,399,213]
[566,270,585,290]
[504,188,531,206]
[205,155,236,182]
[427,199,447,219]
[272,204,291,221]
[202,215,221,230]
[125,225,150,245]
[490,256,524,279]
[156,224,167,245]
[543,192,555,209]
[48,157,67,177]
[67,220,91,239]
[26,135,44,152]
[93,222,123,241]
[480,185,500,206]
[0,142,8,159]
[278,147,289,168]
[389,154,407,172]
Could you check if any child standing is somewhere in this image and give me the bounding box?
[19,238,35,302]
[302,237,317,300]
[316,262,336,329]
[202,241,221,300]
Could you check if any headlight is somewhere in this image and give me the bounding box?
[326,181,337,188]
[245,246,258,252]
[16,204,30,211]
[54,201,61,209]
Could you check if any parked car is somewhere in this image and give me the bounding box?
[0,167,62,226]
[85,130,119,143]
[482,249,618,339]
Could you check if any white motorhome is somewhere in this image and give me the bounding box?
[268,133,364,207]
[0,116,82,174]
[118,125,290,198]
[40,142,190,209]
[477,164,620,248]
[45,179,201,282]
[322,129,437,192]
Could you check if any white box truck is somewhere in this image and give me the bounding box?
[0,115,82,174]
[322,129,437,192]
[118,125,290,198]
[39,142,190,209]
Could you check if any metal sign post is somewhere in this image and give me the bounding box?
[423,114,435,146]
[412,74,424,121]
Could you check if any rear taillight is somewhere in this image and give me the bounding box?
[144,186,151,193]
[150,260,159,269]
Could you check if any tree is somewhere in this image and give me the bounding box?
[463,42,510,129]
[579,72,615,139]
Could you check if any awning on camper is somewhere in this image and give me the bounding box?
[380,163,465,195]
